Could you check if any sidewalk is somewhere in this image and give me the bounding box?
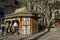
[50,28,60,31]
[1,29,48,40]
[24,29,48,40]
[38,30,60,40]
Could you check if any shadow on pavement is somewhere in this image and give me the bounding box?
[19,25,50,40]
[30,31,49,40]
[19,30,49,40]
[19,35,32,40]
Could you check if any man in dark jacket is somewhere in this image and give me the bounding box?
[1,23,5,37]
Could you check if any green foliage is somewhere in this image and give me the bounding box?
[16,0,45,7]
[16,0,29,7]
[52,1,60,9]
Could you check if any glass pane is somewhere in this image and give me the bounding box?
[22,18,26,21]
[4,8,9,15]
[27,31,30,34]
[22,17,30,21]
[22,26,26,30]
[25,18,30,20]
[22,31,26,34]
[26,21,30,25]
[22,20,27,25]
[27,26,30,34]
[22,20,30,25]
[22,26,30,34]
[22,26,27,34]
[27,26,30,30]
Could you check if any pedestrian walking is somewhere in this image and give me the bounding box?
[5,22,9,34]
[13,22,18,34]
[1,23,5,37]
[9,23,12,34]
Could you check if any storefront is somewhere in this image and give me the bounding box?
[54,20,60,26]
[4,7,38,35]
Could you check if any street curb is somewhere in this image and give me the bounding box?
[23,29,48,40]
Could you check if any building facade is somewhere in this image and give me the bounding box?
[0,0,5,22]
[52,9,60,26]
[0,0,20,23]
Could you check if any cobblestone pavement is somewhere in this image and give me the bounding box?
[0,29,48,40]
[38,30,60,40]
[0,29,60,40]
[2,33,31,40]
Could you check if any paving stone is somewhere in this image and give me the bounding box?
[38,30,60,40]
[0,29,60,40]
